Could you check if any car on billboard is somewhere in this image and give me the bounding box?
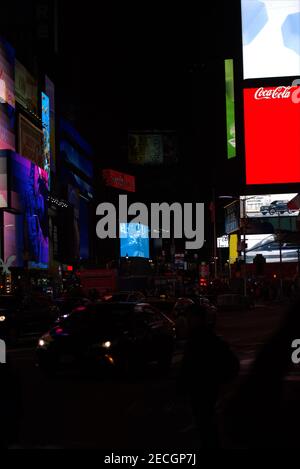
[260,200,296,216]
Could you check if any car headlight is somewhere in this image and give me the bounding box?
[102,340,112,349]
[38,333,53,348]
[0,315,6,322]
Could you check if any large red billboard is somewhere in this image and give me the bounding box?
[102,169,135,192]
[244,86,300,185]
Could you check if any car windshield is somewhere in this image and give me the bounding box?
[59,303,133,333]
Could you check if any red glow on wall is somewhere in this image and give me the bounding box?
[244,86,300,185]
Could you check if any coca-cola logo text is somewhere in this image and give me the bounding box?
[254,86,292,100]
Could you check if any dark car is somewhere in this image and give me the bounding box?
[260,200,294,216]
[102,291,146,303]
[0,296,22,343]
[53,297,92,321]
[36,302,175,374]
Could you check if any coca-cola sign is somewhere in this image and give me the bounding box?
[254,86,292,100]
[244,87,300,185]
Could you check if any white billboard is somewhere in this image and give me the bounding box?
[241,0,300,79]
[243,233,300,263]
[240,194,299,218]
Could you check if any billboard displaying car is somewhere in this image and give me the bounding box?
[244,86,300,185]
[242,233,300,263]
[241,194,299,217]
[241,0,300,79]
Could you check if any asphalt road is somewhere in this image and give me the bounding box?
[7,300,300,449]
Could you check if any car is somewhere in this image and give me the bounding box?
[0,295,22,343]
[53,297,92,320]
[102,291,146,303]
[172,296,217,339]
[260,200,295,216]
[36,302,176,374]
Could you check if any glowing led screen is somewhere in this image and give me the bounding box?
[11,153,49,269]
[241,0,300,79]
[41,92,50,176]
[243,233,300,263]
[241,194,299,217]
[244,86,300,184]
[3,211,24,267]
[225,59,236,159]
[0,38,15,108]
[120,223,149,258]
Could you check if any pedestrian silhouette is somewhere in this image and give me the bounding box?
[178,303,239,448]
[222,295,300,448]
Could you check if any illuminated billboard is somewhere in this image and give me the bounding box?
[15,61,38,114]
[18,114,43,168]
[0,156,7,207]
[60,140,93,179]
[45,76,56,173]
[3,212,24,268]
[10,153,49,269]
[217,235,229,248]
[241,194,299,217]
[0,38,15,108]
[128,134,163,165]
[243,234,300,263]
[103,169,135,192]
[244,86,300,185]
[241,0,300,79]
[0,105,15,151]
[41,92,50,175]
[120,223,149,258]
[225,59,236,159]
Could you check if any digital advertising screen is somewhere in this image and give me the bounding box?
[244,86,300,185]
[0,37,15,108]
[243,233,300,263]
[225,59,236,159]
[217,235,229,248]
[41,92,50,176]
[45,76,56,173]
[120,223,150,258]
[0,154,7,208]
[15,60,38,114]
[241,0,300,79]
[60,139,93,179]
[0,105,15,151]
[3,211,24,268]
[241,194,299,217]
[10,153,49,269]
[102,169,135,192]
[128,134,164,165]
[18,114,43,168]
[60,118,93,157]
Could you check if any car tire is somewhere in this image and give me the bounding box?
[269,208,276,215]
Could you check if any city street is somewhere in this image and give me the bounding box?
[8,301,298,449]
